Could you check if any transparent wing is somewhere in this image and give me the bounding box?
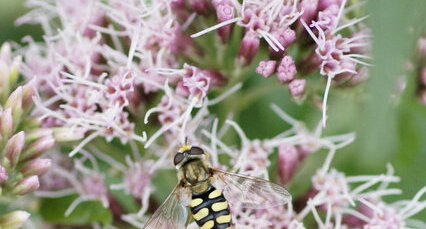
[143,183,189,229]
[211,168,292,209]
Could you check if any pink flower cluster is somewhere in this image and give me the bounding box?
[190,0,370,125]
[0,43,54,195]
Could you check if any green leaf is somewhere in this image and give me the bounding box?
[355,0,426,170]
[39,195,112,225]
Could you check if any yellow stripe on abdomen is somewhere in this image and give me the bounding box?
[208,190,222,199]
[216,214,232,224]
[193,208,209,221]
[200,220,214,229]
[211,201,228,212]
[190,198,203,208]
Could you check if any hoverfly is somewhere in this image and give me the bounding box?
[143,145,291,229]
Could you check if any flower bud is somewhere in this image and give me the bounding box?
[170,1,190,24]
[12,175,40,195]
[6,86,23,121]
[343,202,373,227]
[238,30,260,65]
[277,144,300,185]
[300,0,319,23]
[277,56,297,83]
[0,42,12,62]
[0,211,30,229]
[0,43,18,98]
[288,79,306,98]
[25,128,53,143]
[21,158,51,177]
[171,0,185,13]
[0,60,20,103]
[201,70,227,87]
[0,165,8,184]
[188,0,211,15]
[256,60,277,78]
[53,127,85,142]
[4,131,25,168]
[318,0,343,11]
[0,108,13,138]
[176,81,190,97]
[214,2,234,42]
[272,28,296,49]
[21,78,36,110]
[21,136,55,162]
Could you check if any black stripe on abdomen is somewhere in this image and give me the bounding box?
[190,185,232,229]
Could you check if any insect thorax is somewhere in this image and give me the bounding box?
[180,159,211,192]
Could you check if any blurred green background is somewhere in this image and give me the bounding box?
[1,0,426,222]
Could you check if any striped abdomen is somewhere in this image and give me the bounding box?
[190,185,232,229]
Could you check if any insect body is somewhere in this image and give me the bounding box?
[143,145,291,229]
[190,186,231,228]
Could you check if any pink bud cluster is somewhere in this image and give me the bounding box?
[10,0,426,228]
[0,43,54,198]
[188,0,369,125]
[300,0,370,125]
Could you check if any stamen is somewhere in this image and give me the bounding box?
[399,187,426,218]
[301,20,321,46]
[191,17,242,38]
[146,67,185,76]
[358,198,384,216]
[127,23,140,68]
[335,0,348,30]
[207,83,242,105]
[322,74,333,127]
[334,16,369,34]
[182,13,197,31]
[35,189,76,198]
[257,30,280,52]
[226,120,249,146]
[270,103,300,127]
[65,197,85,216]
[69,131,100,157]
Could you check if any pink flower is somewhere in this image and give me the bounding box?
[82,175,109,203]
[300,0,319,23]
[277,56,297,83]
[104,70,134,109]
[277,144,301,184]
[256,60,277,78]
[238,30,260,64]
[272,28,297,49]
[123,162,152,199]
[288,79,306,98]
[13,176,40,195]
[213,0,235,42]
[182,67,211,101]
[301,0,370,126]
[365,203,404,229]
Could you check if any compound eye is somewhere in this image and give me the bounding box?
[189,146,204,156]
[173,153,185,166]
